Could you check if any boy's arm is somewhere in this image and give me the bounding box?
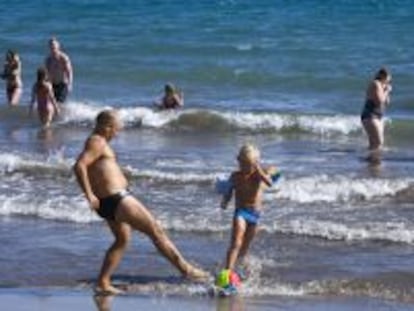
[255,163,274,187]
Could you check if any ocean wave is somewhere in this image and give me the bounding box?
[0,152,72,176]
[59,102,362,135]
[1,152,412,205]
[269,220,414,244]
[3,191,414,245]
[0,193,97,223]
[160,217,414,244]
[124,166,219,183]
[269,174,413,203]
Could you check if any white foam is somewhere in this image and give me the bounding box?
[158,211,228,233]
[119,107,179,128]
[269,174,413,203]
[0,152,72,175]
[0,194,98,223]
[297,114,360,135]
[221,111,360,135]
[0,153,23,173]
[236,43,253,51]
[155,159,213,170]
[59,102,363,135]
[60,101,105,124]
[1,152,411,206]
[268,219,414,244]
[61,102,177,128]
[125,166,218,183]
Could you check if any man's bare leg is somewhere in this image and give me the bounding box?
[116,196,209,279]
[96,221,131,294]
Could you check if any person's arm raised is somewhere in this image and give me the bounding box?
[254,163,273,187]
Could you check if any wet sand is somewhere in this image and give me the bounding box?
[2,287,414,311]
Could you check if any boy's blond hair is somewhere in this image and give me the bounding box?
[238,143,260,164]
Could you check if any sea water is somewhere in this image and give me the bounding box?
[1,0,414,305]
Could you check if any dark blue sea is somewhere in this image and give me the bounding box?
[1,1,414,309]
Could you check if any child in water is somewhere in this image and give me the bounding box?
[154,83,184,110]
[29,67,60,128]
[220,143,278,275]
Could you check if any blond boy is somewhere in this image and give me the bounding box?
[221,144,277,271]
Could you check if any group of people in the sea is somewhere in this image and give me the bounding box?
[2,37,393,295]
[1,37,183,129]
[1,37,391,154]
[2,37,72,128]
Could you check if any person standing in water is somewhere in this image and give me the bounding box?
[45,37,73,104]
[360,67,392,152]
[29,67,60,128]
[74,109,208,295]
[1,50,22,106]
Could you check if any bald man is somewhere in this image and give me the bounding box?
[45,37,73,103]
[74,110,208,294]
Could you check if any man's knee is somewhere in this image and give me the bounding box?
[113,232,131,249]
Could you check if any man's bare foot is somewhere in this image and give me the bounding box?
[184,265,210,281]
[94,285,124,296]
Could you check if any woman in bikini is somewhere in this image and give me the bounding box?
[361,67,392,152]
[1,50,22,106]
[29,67,60,128]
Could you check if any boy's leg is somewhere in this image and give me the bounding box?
[236,225,259,278]
[225,217,247,270]
[238,224,259,261]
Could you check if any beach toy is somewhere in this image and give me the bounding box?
[215,269,241,289]
[215,177,233,196]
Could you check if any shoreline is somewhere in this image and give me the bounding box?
[1,287,414,311]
